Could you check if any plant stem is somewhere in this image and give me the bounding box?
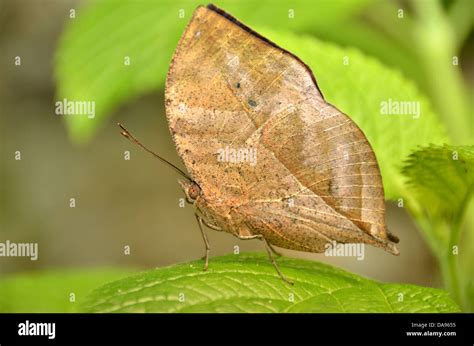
[446,220,462,305]
[448,0,474,51]
[411,0,472,144]
[412,192,471,310]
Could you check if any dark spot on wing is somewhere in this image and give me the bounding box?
[248,99,257,107]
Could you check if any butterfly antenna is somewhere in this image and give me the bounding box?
[118,123,192,182]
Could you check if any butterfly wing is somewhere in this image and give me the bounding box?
[165,5,398,255]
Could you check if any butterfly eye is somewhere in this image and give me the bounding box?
[187,183,201,201]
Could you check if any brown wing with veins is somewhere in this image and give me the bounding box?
[165,5,399,254]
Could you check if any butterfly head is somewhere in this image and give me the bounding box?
[178,179,201,204]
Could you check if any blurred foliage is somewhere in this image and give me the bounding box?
[402,145,474,311]
[402,145,474,222]
[83,254,460,313]
[300,0,472,144]
[0,269,133,312]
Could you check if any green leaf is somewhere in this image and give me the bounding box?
[400,145,474,311]
[401,145,474,220]
[83,254,460,313]
[0,268,133,312]
[55,0,369,143]
[255,28,447,200]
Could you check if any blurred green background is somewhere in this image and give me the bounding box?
[0,0,472,310]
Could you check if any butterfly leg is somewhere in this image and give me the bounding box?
[237,234,293,285]
[240,235,282,256]
[195,214,210,271]
[202,218,223,232]
[267,243,283,257]
[262,238,294,285]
